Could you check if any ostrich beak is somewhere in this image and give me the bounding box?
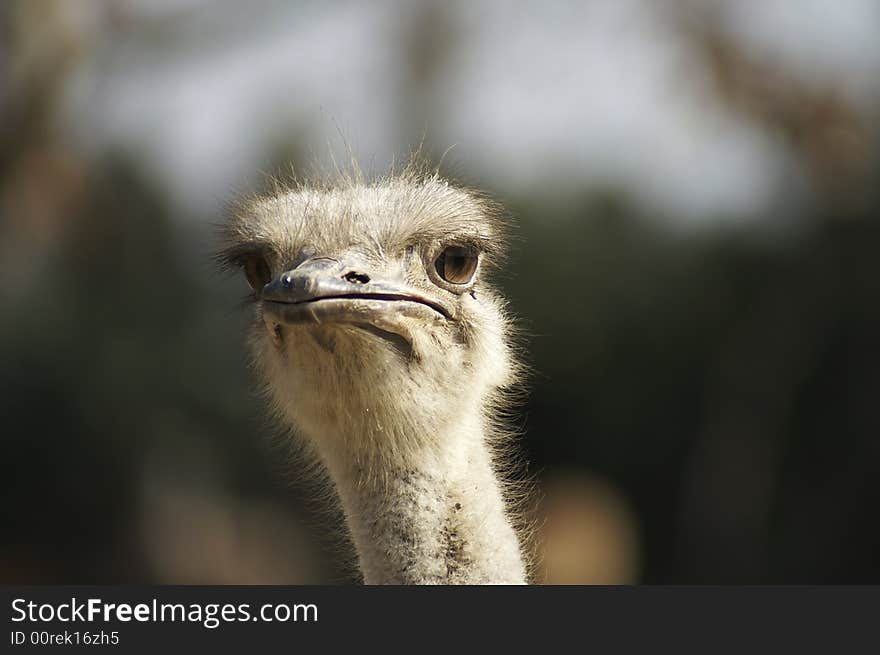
[259,257,451,339]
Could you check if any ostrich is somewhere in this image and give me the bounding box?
[218,166,529,584]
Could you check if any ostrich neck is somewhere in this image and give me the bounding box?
[319,414,526,585]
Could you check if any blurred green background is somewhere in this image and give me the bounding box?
[2,0,879,584]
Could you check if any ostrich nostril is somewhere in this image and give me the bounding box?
[343,271,370,284]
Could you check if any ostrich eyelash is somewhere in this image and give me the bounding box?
[215,242,274,273]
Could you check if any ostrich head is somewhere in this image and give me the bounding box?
[220,172,516,471]
[219,169,527,584]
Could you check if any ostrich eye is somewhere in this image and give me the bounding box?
[435,245,478,285]
[242,254,271,293]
